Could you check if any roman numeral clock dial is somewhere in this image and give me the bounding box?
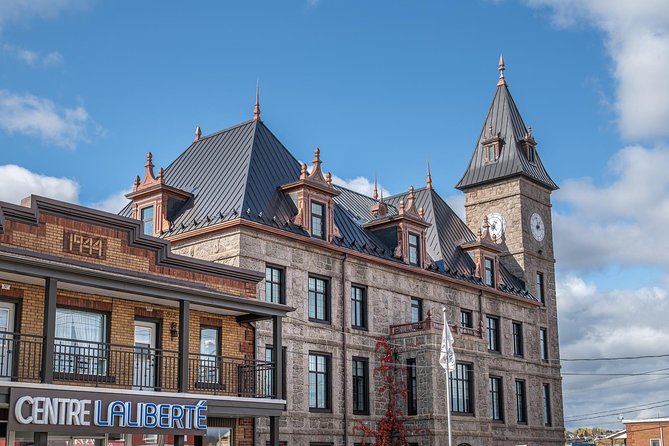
[530,212,545,242]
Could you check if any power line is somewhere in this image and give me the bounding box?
[562,353,669,362]
[564,398,669,420]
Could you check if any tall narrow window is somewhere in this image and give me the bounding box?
[542,383,552,426]
[311,202,326,240]
[485,144,496,162]
[486,316,500,352]
[408,232,420,266]
[512,322,524,357]
[528,145,536,163]
[536,272,545,304]
[489,376,503,421]
[484,257,495,287]
[410,297,423,323]
[351,285,367,329]
[515,380,527,423]
[308,276,329,323]
[406,358,417,415]
[141,206,154,236]
[54,308,107,376]
[309,352,330,411]
[352,357,369,414]
[199,327,220,384]
[460,309,473,329]
[450,363,473,414]
[540,328,548,361]
[265,265,284,304]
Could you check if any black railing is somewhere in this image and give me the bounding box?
[0,331,43,380]
[188,353,275,398]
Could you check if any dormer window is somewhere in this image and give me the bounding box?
[408,232,420,266]
[485,144,496,162]
[141,205,154,236]
[484,257,495,287]
[527,145,536,163]
[311,201,326,239]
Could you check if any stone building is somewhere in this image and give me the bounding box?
[123,59,564,445]
[0,195,291,446]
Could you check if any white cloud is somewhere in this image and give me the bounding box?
[331,175,391,198]
[0,164,78,204]
[89,189,131,214]
[0,90,98,149]
[526,0,669,139]
[443,193,465,220]
[3,44,63,67]
[0,0,88,28]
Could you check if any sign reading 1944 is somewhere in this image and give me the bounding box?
[63,232,107,259]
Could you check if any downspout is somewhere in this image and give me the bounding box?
[477,289,484,338]
[341,253,349,446]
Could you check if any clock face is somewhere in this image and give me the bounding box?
[484,212,505,241]
[530,212,545,241]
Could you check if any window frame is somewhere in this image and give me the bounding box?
[484,257,495,287]
[53,306,110,378]
[265,344,287,400]
[460,309,473,329]
[542,383,552,426]
[486,316,500,353]
[512,321,524,357]
[198,325,221,385]
[410,297,423,323]
[308,351,331,412]
[540,327,549,361]
[352,356,369,415]
[351,285,368,330]
[536,271,545,304]
[308,275,330,323]
[140,205,155,236]
[408,232,420,266]
[265,264,285,304]
[406,358,418,416]
[489,376,504,422]
[310,201,326,240]
[515,380,527,424]
[450,362,474,414]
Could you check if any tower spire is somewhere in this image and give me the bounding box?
[497,53,506,86]
[426,161,433,190]
[253,80,261,122]
[373,176,378,200]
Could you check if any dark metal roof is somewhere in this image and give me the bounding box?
[456,83,558,191]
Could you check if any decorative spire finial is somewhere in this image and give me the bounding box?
[253,80,261,122]
[399,198,405,215]
[426,161,433,190]
[300,163,308,180]
[497,53,506,86]
[373,176,378,200]
[407,185,415,210]
[133,175,140,191]
[194,126,202,142]
[325,172,332,186]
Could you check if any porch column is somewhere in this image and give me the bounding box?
[41,277,57,383]
[178,300,190,392]
[269,315,283,446]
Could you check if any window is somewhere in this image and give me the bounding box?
[406,358,417,415]
[408,232,420,266]
[485,144,496,162]
[352,357,369,414]
[484,257,495,287]
[450,363,473,414]
[265,345,287,399]
[311,201,326,239]
[515,380,527,423]
[140,205,154,236]
[199,327,220,383]
[536,272,545,304]
[351,285,367,329]
[540,327,548,361]
[512,322,524,357]
[410,297,423,323]
[486,316,500,352]
[542,383,552,426]
[489,376,503,421]
[265,265,284,304]
[651,440,661,446]
[308,276,329,323]
[528,145,536,163]
[460,309,473,329]
[54,307,107,376]
[309,352,330,411]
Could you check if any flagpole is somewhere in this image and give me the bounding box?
[443,307,453,446]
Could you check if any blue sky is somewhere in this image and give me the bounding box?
[2,0,669,430]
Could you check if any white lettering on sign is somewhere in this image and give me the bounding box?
[15,396,206,431]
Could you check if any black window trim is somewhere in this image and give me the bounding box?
[489,375,504,422]
[512,321,524,358]
[515,379,527,424]
[406,358,418,416]
[408,232,421,266]
[410,297,423,323]
[310,200,326,240]
[308,274,331,324]
[352,356,369,415]
[265,264,286,305]
[484,256,495,287]
[351,284,368,330]
[486,315,500,353]
[450,361,474,415]
[308,351,332,413]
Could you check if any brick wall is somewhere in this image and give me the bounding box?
[626,421,669,446]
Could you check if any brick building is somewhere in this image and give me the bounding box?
[624,419,668,446]
[0,195,292,446]
[123,59,564,445]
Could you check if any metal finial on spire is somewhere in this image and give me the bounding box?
[253,80,261,122]
[194,126,202,142]
[426,161,433,190]
[373,176,378,200]
[497,53,506,86]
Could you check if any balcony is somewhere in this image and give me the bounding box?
[389,311,483,338]
[0,332,276,398]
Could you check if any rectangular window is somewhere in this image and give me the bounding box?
[406,358,417,415]
[512,322,524,357]
[485,144,496,162]
[352,357,369,414]
[450,362,473,414]
[651,440,661,446]
[140,206,154,236]
[54,307,107,376]
[199,327,220,383]
[536,272,545,304]
[484,257,495,287]
[410,297,423,323]
[540,327,548,361]
[528,145,536,163]
[351,285,367,329]
[308,276,329,323]
[309,352,330,411]
[311,201,326,239]
[486,316,500,352]
[515,380,527,423]
[460,309,473,328]
[265,265,284,304]
[489,376,503,421]
[542,383,552,426]
[408,232,420,266]
[265,345,287,399]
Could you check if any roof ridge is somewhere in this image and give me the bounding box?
[199,119,256,141]
[238,120,259,214]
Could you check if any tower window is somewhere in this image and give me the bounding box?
[484,144,497,162]
[536,272,545,304]
[311,201,326,239]
[528,145,536,163]
[484,257,495,287]
[408,232,420,266]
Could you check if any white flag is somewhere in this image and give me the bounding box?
[439,312,456,372]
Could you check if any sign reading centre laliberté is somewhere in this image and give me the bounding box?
[8,389,207,435]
